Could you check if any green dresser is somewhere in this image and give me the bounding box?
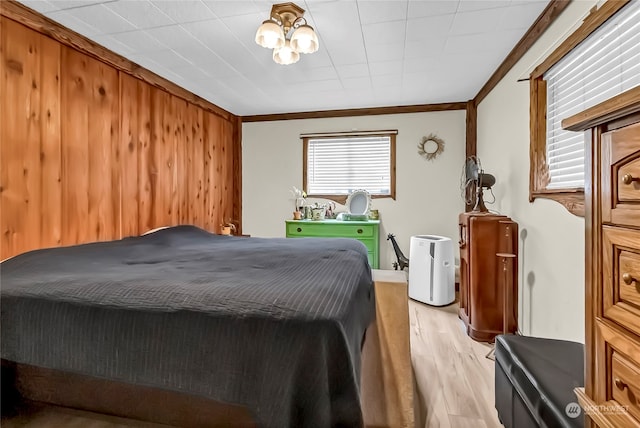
[285,219,380,268]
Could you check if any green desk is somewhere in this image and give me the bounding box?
[285,219,380,268]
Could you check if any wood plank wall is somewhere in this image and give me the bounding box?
[0,17,240,260]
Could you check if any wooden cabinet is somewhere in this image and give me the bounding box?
[563,86,640,428]
[285,219,380,268]
[458,212,518,342]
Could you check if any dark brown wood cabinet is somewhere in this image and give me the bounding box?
[458,212,518,342]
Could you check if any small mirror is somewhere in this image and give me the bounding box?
[418,133,445,161]
[346,190,371,216]
[423,139,439,154]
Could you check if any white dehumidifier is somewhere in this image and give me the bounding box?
[408,235,455,306]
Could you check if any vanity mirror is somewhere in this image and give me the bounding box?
[345,190,372,219]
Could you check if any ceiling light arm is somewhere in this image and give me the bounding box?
[292,17,307,27]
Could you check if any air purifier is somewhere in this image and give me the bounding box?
[408,235,455,306]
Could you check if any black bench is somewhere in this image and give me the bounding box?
[495,334,585,428]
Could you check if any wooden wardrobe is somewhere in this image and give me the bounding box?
[458,212,518,342]
[564,86,640,427]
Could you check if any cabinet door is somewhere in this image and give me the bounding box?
[458,215,471,323]
[468,216,502,333]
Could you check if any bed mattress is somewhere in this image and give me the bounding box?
[1,225,375,427]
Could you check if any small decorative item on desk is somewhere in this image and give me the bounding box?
[304,205,312,219]
[289,186,307,214]
[325,202,336,219]
[311,202,326,220]
[344,189,372,220]
[293,211,302,220]
[369,209,379,220]
[220,221,237,235]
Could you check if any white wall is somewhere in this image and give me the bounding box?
[242,111,466,269]
[476,0,598,343]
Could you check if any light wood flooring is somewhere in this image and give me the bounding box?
[410,299,502,428]
[1,405,172,428]
[2,300,502,428]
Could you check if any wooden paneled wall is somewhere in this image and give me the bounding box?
[0,16,241,260]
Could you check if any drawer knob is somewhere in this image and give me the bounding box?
[622,273,638,285]
[357,229,363,234]
[615,378,628,391]
[297,227,302,232]
[622,173,640,185]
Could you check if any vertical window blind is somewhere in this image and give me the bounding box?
[306,135,391,195]
[544,1,640,189]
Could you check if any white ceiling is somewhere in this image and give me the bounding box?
[19,0,550,116]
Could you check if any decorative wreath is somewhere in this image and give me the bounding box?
[417,133,445,161]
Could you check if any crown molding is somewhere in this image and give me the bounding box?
[242,102,467,122]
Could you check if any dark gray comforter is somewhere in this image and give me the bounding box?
[1,225,375,427]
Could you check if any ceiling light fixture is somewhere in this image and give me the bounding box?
[255,2,319,65]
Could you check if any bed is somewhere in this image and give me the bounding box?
[1,225,377,427]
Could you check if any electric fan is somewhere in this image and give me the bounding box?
[460,156,496,212]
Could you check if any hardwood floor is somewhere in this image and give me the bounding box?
[2,300,502,428]
[410,299,502,428]
[1,404,172,428]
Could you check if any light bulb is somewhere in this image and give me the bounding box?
[280,47,292,61]
[290,24,319,54]
[264,32,280,47]
[297,37,311,51]
[273,40,300,65]
[255,20,284,49]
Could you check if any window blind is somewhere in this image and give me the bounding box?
[544,1,640,189]
[306,135,391,195]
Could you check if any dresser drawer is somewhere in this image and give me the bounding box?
[619,157,640,202]
[612,351,640,421]
[620,250,640,308]
[286,222,374,238]
[591,320,640,425]
[602,121,640,228]
[366,252,374,266]
[603,226,640,337]
[285,220,380,268]
[358,239,375,252]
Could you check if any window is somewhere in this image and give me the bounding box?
[302,131,396,203]
[529,0,640,216]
